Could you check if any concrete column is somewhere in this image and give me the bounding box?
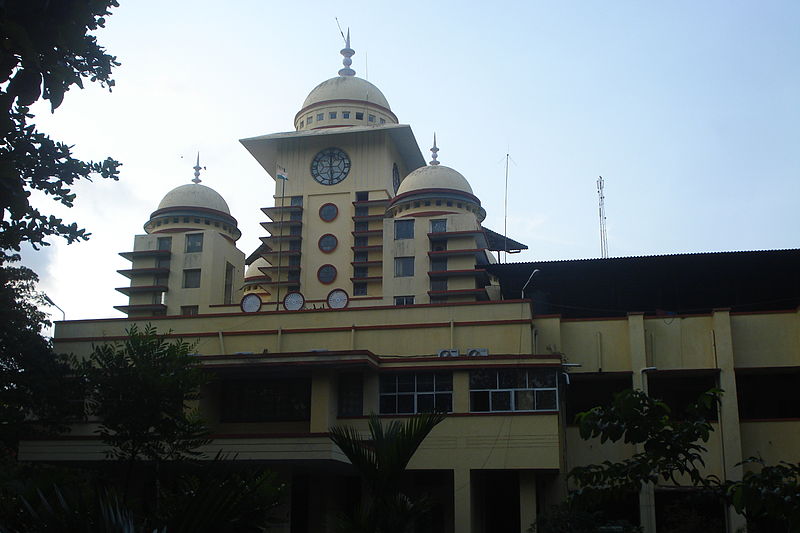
[712,309,748,533]
[310,369,335,433]
[453,369,470,413]
[454,468,473,533]
[519,470,537,533]
[628,312,657,533]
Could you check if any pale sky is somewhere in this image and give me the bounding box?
[20,0,800,324]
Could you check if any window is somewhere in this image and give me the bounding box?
[181,305,198,316]
[394,257,414,277]
[185,233,203,253]
[356,191,369,201]
[353,282,367,296]
[430,257,447,272]
[380,118,386,124]
[355,112,364,120]
[157,237,172,250]
[355,206,369,217]
[307,115,313,123]
[318,234,338,253]
[288,255,301,266]
[288,270,300,281]
[430,279,448,292]
[430,219,447,233]
[317,113,324,121]
[737,370,800,419]
[338,373,363,416]
[299,120,304,128]
[183,269,201,288]
[319,203,338,222]
[290,196,303,207]
[317,264,337,284]
[380,372,452,414]
[354,236,368,247]
[649,373,718,420]
[289,226,301,236]
[220,378,311,422]
[288,240,301,251]
[224,262,235,304]
[469,368,558,412]
[368,114,375,122]
[329,111,337,119]
[354,266,368,278]
[155,274,168,286]
[394,295,415,306]
[354,251,368,263]
[394,219,414,240]
[342,111,350,119]
[157,256,170,269]
[565,374,632,423]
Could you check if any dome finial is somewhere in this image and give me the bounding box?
[430,134,440,166]
[192,152,202,184]
[338,29,356,77]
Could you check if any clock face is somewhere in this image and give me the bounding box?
[311,147,351,185]
[240,293,262,313]
[283,291,305,311]
[392,163,401,194]
[327,289,349,309]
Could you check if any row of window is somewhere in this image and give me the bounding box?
[156,233,204,253]
[393,219,447,240]
[299,110,386,128]
[150,217,235,234]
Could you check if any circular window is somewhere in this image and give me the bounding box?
[319,234,338,253]
[317,264,337,284]
[319,203,338,222]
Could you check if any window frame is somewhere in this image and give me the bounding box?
[394,295,415,306]
[394,256,414,277]
[182,268,201,288]
[469,368,559,413]
[394,219,415,240]
[379,372,453,414]
[185,233,203,253]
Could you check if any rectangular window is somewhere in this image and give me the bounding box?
[290,211,302,222]
[316,113,324,121]
[430,219,447,233]
[355,112,364,120]
[157,237,172,251]
[290,196,303,206]
[394,219,414,240]
[220,378,311,422]
[380,118,386,124]
[156,257,171,269]
[183,269,201,288]
[342,111,350,119]
[368,114,376,122]
[155,274,168,286]
[329,111,337,119]
[394,257,414,277]
[299,120,304,128]
[356,191,369,201]
[469,368,558,412]
[737,370,800,419]
[431,279,448,292]
[354,251,368,263]
[185,233,203,253]
[394,295,415,306]
[430,257,447,272]
[223,262,235,305]
[307,115,313,123]
[288,240,301,251]
[289,255,301,266]
[649,373,719,420]
[181,305,198,316]
[379,372,452,414]
[338,373,364,416]
[354,236,369,247]
[354,266,369,279]
[355,206,369,217]
[290,225,302,236]
[354,221,369,232]
[565,374,632,423]
[353,282,367,296]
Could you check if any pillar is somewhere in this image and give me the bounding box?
[519,471,537,532]
[454,468,473,533]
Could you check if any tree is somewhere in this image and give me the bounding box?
[329,412,446,533]
[0,0,121,261]
[725,457,800,532]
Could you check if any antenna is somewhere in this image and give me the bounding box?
[503,152,509,263]
[335,18,347,44]
[597,176,609,258]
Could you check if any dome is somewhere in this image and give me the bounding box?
[396,164,474,196]
[245,257,270,280]
[302,75,391,111]
[157,183,231,215]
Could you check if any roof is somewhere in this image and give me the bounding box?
[486,249,800,318]
[302,75,391,111]
[482,227,528,252]
[396,164,473,195]
[157,183,231,215]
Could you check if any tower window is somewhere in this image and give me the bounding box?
[319,234,338,253]
[355,221,369,232]
[299,120,304,128]
[157,237,172,251]
[368,114,375,122]
[342,111,350,118]
[329,111,337,119]
[354,236,368,247]
[394,220,414,240]
[394,296,415,306]
[430,219,447,233]
[183,269,201,288]
[353,282,367,296]
[394,257,414,277]
[319,203,338,222]
[181,305,199,316]
[317,113,324,121]
[355,191,369,201]
[185,233,203,253]
[354,266,369,278]
[355,112,364,120]
[380,118,386,124]
[223,262,235,305]
[307,115,313,123]
[290,196,303,207]
[318,264,337,284]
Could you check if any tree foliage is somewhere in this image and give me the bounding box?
[329,412,446,533]
[726,457,800,532]
[0,0,121,260]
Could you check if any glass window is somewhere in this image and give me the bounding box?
[220,378,311,422]
[379,372,452,414]
[354,236,369,247]
[353,282,367,296]
[354,251,368,263]
[380,118,386,124]
[431,279,447,291]
[319,234,338,253]
[368,114,375,122]
[180,305,198,316]
[354,266,369,278]
[431,257,447,272]
[355,206,369,217]
[319,203,338,222]
[299,120,304,128]
[356,191,369,201]
[469,368,559,412]
[431,219,447,233]
[395,219,414,240]
[157,237,172,250]
[183,269,201,288]
[318,264,337,284]
[394,257,414,277]
[307,115,313,123]
[342,111,350,119]
[317,113,324,121]
[355,112,364,120]
[289,255,301,266]
[290,196,303,206]
[355,221,369,232]
[185,233,203,253]
[394,295,415,306]
[288,240,301,251]
[223,262,235,304]
[329,111,337,119]
[338,373,363,416]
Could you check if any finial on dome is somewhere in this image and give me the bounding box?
[429,134,440,166]
[192,152,202,184]
[338,29,356,77]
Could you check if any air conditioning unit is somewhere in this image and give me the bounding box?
[466,348,489,357]
[437,349,459,358]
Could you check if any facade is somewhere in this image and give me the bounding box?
[20,38,800,533]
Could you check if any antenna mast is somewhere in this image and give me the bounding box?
[503,153,509,263]
[597,176,608,258]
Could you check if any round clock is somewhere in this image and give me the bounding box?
[240,293,262,313]
[311,147,351,185]
[327,289,349,309]
[283,291,305,311]
[392,163,401,194]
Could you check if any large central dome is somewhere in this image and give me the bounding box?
[302,76,391,111]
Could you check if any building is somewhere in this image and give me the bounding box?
[20,37,800,533]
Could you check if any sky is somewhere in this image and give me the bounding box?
[19,0,800,324]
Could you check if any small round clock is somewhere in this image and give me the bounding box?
[392,163,401,194]
[311,147,351,185]
[283,291,305,311]
[327,289,349,309]
[240,293,262,313]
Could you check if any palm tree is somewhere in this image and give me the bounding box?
[329,412,446,533]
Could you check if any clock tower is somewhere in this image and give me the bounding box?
[241,34,426,308]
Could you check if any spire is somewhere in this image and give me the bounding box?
[192,152,202,184]
[429,134,440,166]
[338,29,356,77]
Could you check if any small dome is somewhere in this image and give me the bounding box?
[245,257,270,280]
[157,183,231,215]
[396,164,474,196]
[302,76,391,111]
